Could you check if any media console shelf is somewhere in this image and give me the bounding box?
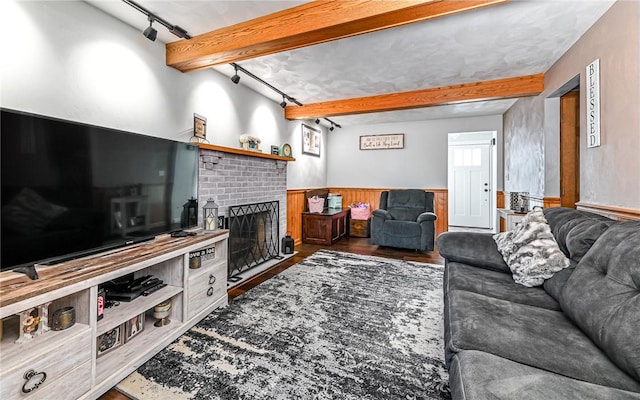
[0,231,229,400]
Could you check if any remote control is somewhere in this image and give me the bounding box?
[142,282,167,296]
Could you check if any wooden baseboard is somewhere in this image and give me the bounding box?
[575,202,640,221]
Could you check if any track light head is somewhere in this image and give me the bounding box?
[169,25,190,39]
[230,66,240,84]
[315,119,320,124]
[280,96,287,109]
[329,124,335,132]
[143,18,157,41]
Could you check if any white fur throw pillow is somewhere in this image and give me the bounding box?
[493,207,570,287]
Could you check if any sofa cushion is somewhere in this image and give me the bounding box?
[542,266,575,303]
[543,207,614,258]
[383,220,421,237]
[449,350,640,400]
[564,218,613,263]
[561,221,640,383]
[388,208,423,222]
[538,208,614,300]
[493,208,570,287]
[445,289,640,392]
[385,189,431,221]
[445,262,560,310]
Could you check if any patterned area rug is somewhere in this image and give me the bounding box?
[117,250,450,400]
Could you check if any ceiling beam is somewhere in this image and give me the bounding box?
[284,74,545,119]
[166,0,510,72]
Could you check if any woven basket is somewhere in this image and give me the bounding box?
[308,197,325,213]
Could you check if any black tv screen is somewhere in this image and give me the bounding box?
[1,108,199,272]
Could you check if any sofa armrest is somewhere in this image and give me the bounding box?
[436,231,511,273]
[417,212,437,223]
[372,209,393,220]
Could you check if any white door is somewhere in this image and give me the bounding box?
[448,143,492,228]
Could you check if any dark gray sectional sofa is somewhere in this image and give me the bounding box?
[437,207,640,400]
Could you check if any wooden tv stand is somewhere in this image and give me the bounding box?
[0,231,229,400]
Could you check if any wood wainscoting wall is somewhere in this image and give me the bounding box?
[497,191,505,209]
[287,188,448,245]
[576,202,640,221]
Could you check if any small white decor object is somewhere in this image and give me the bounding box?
[239,134,261,151]
[16,304,48,344]
[203,198,219,232]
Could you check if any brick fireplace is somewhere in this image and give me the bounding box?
[198,147,288,278]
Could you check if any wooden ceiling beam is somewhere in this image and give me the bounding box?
[166,0,510,72]
[284,74,544,119]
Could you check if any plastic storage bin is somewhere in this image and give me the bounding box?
[327,195,342,209]
[350,206,370,220]
[308,197,325,213]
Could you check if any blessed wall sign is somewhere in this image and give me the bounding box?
[586,59,600,148]
[359,134,404,150]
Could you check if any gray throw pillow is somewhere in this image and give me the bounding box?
[493,208,570,287]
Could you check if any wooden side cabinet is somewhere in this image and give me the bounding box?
[498,209,526,232]
[302,208,349,245]
[349,218,371,238]
[0,231,229,400]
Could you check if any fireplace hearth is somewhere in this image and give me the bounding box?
[227,201,279,278]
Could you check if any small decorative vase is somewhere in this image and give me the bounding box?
[153,300,172,327]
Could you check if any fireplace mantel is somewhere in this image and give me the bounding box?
[197,143,295,162]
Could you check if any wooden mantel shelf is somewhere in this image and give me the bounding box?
[198,143,295,162]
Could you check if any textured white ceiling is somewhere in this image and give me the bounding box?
[86,0,615,127]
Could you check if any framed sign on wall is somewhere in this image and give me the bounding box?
[193,113,207,141]
[586,59,600,148]
[359,134,404,150]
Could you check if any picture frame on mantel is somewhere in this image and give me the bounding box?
[193,113,208,142]
[302,123,321,156]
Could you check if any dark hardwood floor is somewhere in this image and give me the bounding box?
[98,237,444,400]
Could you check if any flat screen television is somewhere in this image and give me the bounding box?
[1,108,199,277]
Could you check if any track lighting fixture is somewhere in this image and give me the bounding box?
[231,66,241,84]
[228,62,342,130]
[143,17,157,41]
[124,0,191,41]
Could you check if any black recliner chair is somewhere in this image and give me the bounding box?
[371,189,437,251]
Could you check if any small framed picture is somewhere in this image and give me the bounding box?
[270,145,280,155]
[193,113,207,140]
[97,325,123,357]
[124,313,145,342]
[302,123,321,156]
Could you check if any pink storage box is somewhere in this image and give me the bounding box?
[308,197,325,213]
[350,206,370,220]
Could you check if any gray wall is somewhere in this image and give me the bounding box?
[326,116,504,190]
[0,0,324,190]
[504,1,640,208]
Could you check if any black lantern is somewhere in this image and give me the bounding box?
[281,232,294,254]
[181,198,198,228]
[203,198,219,232]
